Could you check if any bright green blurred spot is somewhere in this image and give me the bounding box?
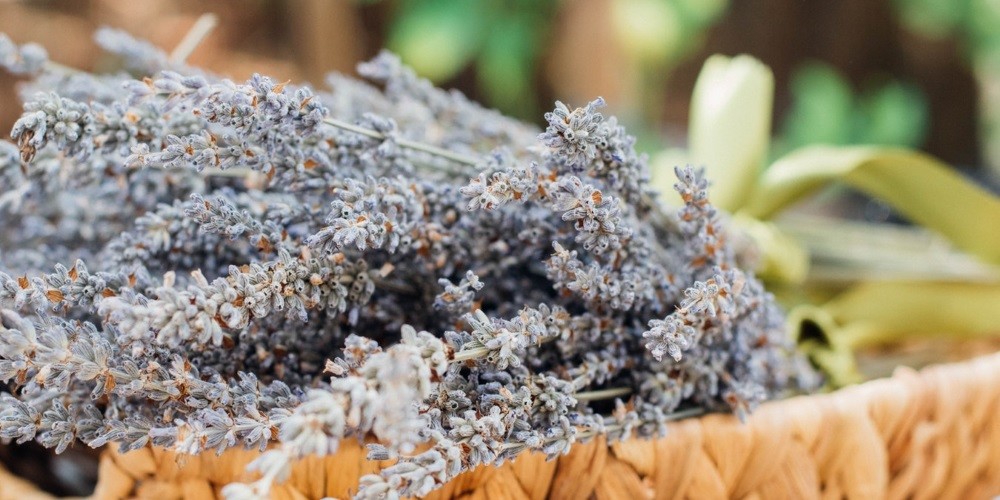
[780,63,928,153]
[672,0,729,26]
[893,0,967,38]
[860,82,928,148]
[477,18,537,118]
[387,0,486,82]
[669,0,729,58]
[781,63,854,148]
[966,0,1000,49]
[612,0,683,66]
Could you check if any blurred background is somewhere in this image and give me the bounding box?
[1,0,1000,175]
[3,1,1000,495]
[2,1,1000,494]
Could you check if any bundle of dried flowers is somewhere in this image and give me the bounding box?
[0,30,817,498]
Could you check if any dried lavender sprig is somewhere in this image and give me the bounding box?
[324,117,478,168]
[94,14,218,77]
[94,27,173,74]
[573,386,632,402]
[355,51,538,151]
[354,405,707,499]
[99,256,375,351]
[0,309,295,455]
[0,34,47,75]
[226,306,608,498]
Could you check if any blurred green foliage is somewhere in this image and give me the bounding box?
[386,0,556,119]
[893,0,1000,173]
[894,0,1000,57]
[385,0,728,121]
[611,0,729,68]
[383,1,954,162]
[777,63,929,156]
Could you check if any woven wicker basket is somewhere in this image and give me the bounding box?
[3,351,1000,499]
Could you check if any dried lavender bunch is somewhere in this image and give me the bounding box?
[0,30,818,499]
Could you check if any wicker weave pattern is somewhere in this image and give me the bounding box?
[4,352,1000,499]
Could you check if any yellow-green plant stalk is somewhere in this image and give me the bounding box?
[792,281,1000,386]
[744,146,1000,264]
[658,53,1000,387]
[688,54,774,212]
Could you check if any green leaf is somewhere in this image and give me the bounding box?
[791,280,1000,387]
[611,0,683,66]
[742,146,1000,264]
[689,54,774,211]
[671,0,729,27]
[824,281,1000,346]
[967,0,1000,51]
[730,213,810,285]
[858,81,928,148]
[789,303,863,387]
[476,17,536,118]
[387,0,486,82]
[779,63,854,151]
[893,0,967,38]
[775,215,1000,284]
